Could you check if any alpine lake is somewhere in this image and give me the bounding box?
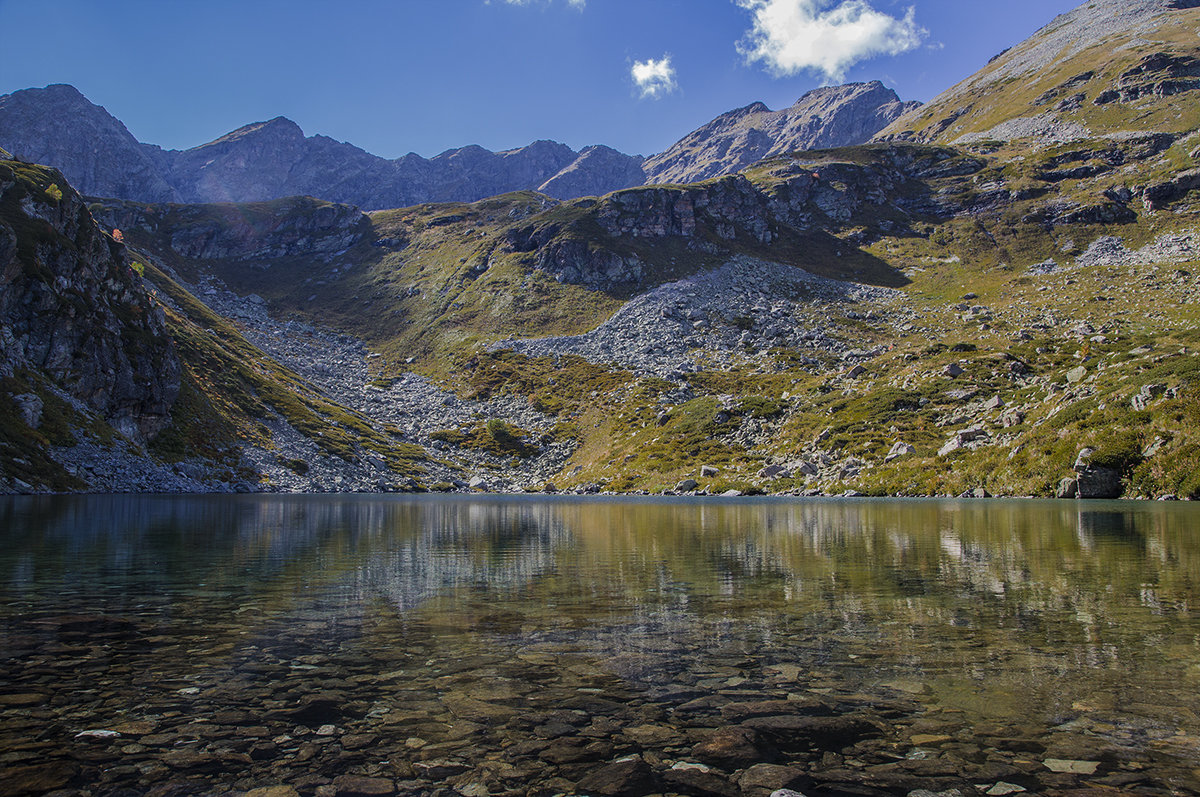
[1,495,1198,797]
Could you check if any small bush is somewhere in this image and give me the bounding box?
[281,457,309,476]
[485,419,536,456]
[1090,430,1144,473]
[738,396,785,419]
[486,418,517,445]
[430,429,468,446]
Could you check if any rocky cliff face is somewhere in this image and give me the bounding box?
[506,145,981,292]
[0,157,180,442]
[643,82,921,185]
[0,84,181,203]
[98,196,371,262]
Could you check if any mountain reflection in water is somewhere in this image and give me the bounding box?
[0,495,1197,795]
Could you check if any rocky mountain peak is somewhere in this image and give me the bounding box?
[507,139,575,159]
[203,116,307,148]
[162,115,312,204]
[0,84,180,203]
[537,144,647,200]
[797,80,888,103]
[34,83,90,101]
[722,101,772,121]
[642,81,919,185]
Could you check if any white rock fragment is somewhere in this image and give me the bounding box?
[1043,758,1099,774]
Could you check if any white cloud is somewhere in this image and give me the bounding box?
[736,0,926,82]
[631,55,677,99]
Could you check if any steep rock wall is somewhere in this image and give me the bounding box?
[0,159,180,441]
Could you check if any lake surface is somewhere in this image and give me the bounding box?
[0,496,1198,797]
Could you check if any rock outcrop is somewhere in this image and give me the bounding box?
[506,144,981,291]
[644,82,920,185]
[0,157,180,441]
[504,173,787,290]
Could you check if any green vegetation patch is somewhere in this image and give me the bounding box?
[431,418,540,458]
[458,350,633,414]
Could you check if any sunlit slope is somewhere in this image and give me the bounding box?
[879,0,1200,145]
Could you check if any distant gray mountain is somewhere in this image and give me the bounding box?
[643,81,922,185]
[537,145,647,200]
[0,85,646,209]
[0,82,917,209]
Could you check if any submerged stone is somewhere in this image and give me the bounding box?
[693,726,771,767]
[575,757,658,796]
[331,774,397,796]
[1042,758,1100,774]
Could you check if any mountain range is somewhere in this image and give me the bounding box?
[0,80,917,209]
[2,0,1200,505]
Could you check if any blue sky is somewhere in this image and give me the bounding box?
[0,0,1082,158]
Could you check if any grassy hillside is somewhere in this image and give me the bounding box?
[96,126,1200,498]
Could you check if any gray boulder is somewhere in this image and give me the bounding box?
[1073,449,1123,498]
[1077,467,1123,499]
[1131,383,1167,411]
[12,393,43,429]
